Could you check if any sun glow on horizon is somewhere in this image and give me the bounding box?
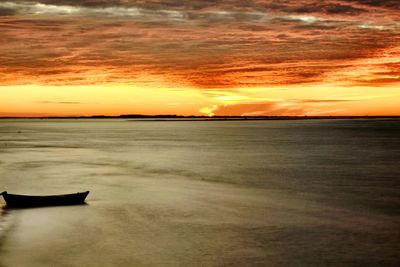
[1,82,399,117]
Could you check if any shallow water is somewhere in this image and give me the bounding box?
[0,119,399,266]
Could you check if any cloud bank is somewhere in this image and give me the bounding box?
[0,0,399,88]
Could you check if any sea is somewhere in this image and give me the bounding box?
[0,119,399,266]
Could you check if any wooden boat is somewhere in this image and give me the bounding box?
[0,191,89,208]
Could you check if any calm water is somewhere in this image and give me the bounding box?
[0,119,399,266]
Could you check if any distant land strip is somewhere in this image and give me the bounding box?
[1,115,400,120]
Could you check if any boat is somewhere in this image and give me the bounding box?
[0,191,89,208]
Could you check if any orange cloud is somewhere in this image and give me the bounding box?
[0,1,399,116]
[0,0,399,89]
[202,99,357,116]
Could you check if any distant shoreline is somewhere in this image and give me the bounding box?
[1,115,400,121]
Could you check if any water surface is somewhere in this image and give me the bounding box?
[0,119,399,266]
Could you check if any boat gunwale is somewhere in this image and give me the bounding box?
[1,191,89,198]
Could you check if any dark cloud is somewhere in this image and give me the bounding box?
[0,0,383,15]
[345,0,400,9]
[325,4,365,15]
[0,7,17,16]
[3,0,398,17]
[275,2,366,16]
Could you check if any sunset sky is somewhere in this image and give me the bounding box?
[0,0,399,117]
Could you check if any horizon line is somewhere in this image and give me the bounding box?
[1,115,400,120]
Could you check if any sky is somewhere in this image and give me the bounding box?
[0,0,399,117]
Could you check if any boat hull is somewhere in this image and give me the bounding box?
[1,191,89,208]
